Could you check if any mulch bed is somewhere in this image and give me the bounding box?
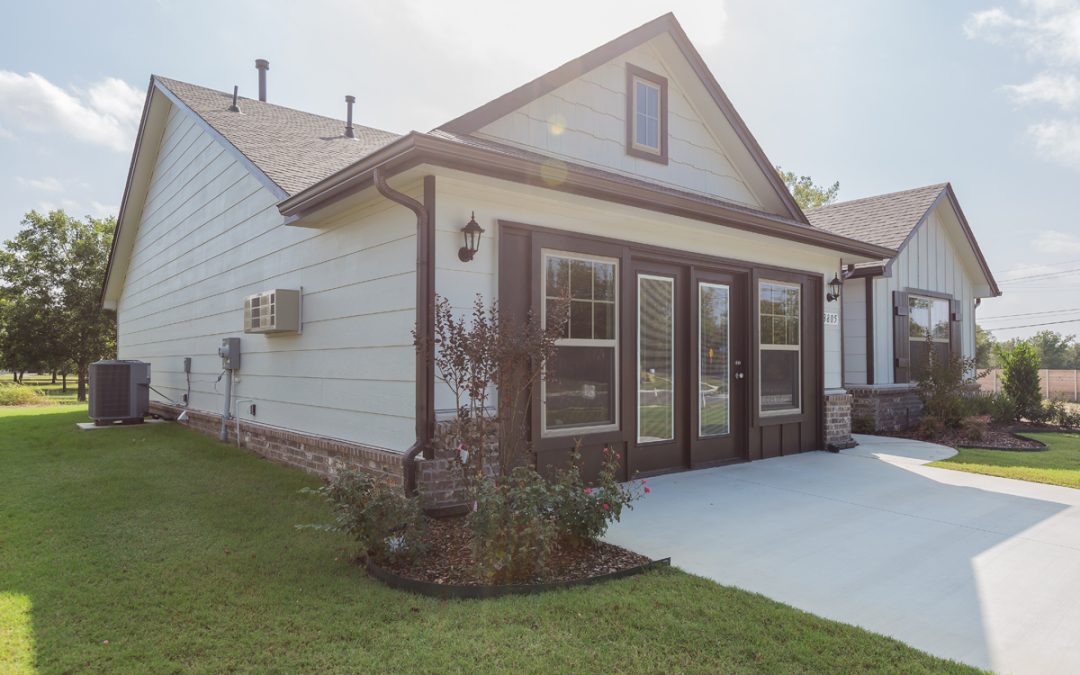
[881,420,1046,451]
[371,516,650,587]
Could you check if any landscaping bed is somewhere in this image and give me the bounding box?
[882,420,1046,451]
[372,515,652,589]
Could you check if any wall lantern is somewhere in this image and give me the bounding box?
[458,212,485,262]
[826,273,843,303]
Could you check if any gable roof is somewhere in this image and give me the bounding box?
[805,183,948,250]
[807,183,1000,296]
[435,13,808,224]
[154,76,400,196]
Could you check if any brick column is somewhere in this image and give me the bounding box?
[824,390,856,450]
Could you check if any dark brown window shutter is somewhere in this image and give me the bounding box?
[893,290,910,383]
[950,298,963,358]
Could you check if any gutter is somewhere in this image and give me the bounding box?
[278,133,896,261]
[374,168,436,497]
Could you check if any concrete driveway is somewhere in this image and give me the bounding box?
[604,435,1080,673]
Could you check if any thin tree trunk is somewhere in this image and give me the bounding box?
[62,373,68,392]
[77,363,88,402]
[51,371,57,384]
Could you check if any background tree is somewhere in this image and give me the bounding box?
[776,166,840,209]
[998,341,1042,421]
[975,324,997,369]
[1027,330,1076,369]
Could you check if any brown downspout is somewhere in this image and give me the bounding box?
[374,169,435,497]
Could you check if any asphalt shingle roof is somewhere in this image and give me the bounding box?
[155,76,400,196]
[805,183,947,250]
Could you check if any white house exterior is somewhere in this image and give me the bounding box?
[101,13,996,504]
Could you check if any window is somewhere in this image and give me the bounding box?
[759,280,801,415]
[542,252,618,435]
[638,275,674,443]
[625,64,667,163]
[909,295,951,380]
[699,282,730,437]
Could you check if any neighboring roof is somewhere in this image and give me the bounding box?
[435,12,809,225]
[805,183,948,250]
[154,76,400,196]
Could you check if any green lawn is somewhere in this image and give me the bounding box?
[1,374,82,406]
[0,406,976,673]
[931,432,1080,490]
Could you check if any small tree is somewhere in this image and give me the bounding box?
[916,340,981,428]
[776,166,839,209]
[998,341,1042,421]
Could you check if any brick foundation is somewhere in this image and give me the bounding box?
[848,385,924,432]
[824,390,857,449]
[149,401,462,510]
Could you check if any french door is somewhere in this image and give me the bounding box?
[630,264,747,475]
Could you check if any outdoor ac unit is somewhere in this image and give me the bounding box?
[87,360,150,425]
[244,289,301,334]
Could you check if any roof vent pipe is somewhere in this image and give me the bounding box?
[255,59,269,101]
[344,95,355,138]
[228,85,241,113]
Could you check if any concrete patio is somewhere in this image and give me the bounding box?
[604,434,1080,673]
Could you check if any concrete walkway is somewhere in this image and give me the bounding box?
[604,435,1080,673]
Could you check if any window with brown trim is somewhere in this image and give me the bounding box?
[909,295,950,381]
[759,280,801,415]
[625,64,668,164]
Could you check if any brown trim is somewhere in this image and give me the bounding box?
[625,64,668,164]
[848,263,885,279]
[905,287,953,302]
[277,133,895,260]
[435,12,808,224]
[374,170,436,495]
[865,277,875,385]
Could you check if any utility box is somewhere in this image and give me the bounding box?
[244,289,301,334]
[88,360,150,425]
[218,337,241,370]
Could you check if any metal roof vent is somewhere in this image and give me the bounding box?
[345,95,355,138]
[255,58,269,101]
[228,85,241,113]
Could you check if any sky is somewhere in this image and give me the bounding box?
[1,0,1078,340]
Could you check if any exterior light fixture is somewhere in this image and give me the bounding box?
[827,273,842,303]
[458,212,485,262]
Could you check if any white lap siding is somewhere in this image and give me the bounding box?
[116,104,417,452]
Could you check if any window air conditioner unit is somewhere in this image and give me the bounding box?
[244,289,301,334]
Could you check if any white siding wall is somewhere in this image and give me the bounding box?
[476,42,764,209]
[871,203,979,384]
[842,277,868,386]
[116,104,418,452]
[431,171,843,412]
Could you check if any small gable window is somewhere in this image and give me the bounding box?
[626,64,668,163]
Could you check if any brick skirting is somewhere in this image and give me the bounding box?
[847,385,924,432]
[824,390,857,450]
[149,402,459,509]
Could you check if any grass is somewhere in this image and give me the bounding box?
[931,432,1080,490]
[0,406,976,673]
[0,374,81,407]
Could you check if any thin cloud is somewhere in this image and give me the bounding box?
[15,176,64,192]
[1033,228,1080,255]
[1029,119,1080,167]
[0,71,143,152]
[1005,73,1080,109]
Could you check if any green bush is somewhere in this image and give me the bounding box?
[962,392,995,417]
[915,347,979,428]
[550,448,645,549]
[851,416,876,435]
[299,466,426,565]
[998,342,1042,421]
[468,467,558,584]
[1043,399,1080,429]
[960,416,988,442]
[916,414,946,440]
[989,392,1016,426]
[0,384,46,406]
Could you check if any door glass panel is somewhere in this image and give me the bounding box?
[699,283,730,437]
[638,275,674,443]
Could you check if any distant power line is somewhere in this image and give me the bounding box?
[1000,266,1080,284]
[986,317,1080,331]
[980,307,1080,321]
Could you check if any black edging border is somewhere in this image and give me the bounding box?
[366,557,672,600]
[957,431,1048,452]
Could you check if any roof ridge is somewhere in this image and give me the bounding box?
[809,182,948,212]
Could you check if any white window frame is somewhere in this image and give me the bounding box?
[631,76,662,155]
[637,273,675,444]
[540,249,620,438]
[698,281,731,438]
[758,280,802,417]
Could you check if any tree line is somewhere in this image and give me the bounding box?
[976,326,1080,370]
[0,210,117,401]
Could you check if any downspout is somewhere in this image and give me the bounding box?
[374,168,435,497]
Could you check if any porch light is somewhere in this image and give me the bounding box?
[458,212,485,262]
[827,273,842,303]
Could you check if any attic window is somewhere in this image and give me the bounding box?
[626,64,668,164]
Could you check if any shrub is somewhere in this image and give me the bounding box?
[0,384,46,406]
[851,416,876,435]
[916,414,946,440]
[468,467,558,584]
[960,416,988,442]
[998,342,1042,421]
[962,392,995,417]
[1043,400,1080,429]
[915,347,980,428]
[988,392,1016,426]
[298,466,426,565]
[550,447,645,549]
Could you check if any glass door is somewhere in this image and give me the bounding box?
[691,271,746,465]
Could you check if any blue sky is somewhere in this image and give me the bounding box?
[1,0,1078,339]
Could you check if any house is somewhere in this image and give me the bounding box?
[100,13,995,507]
[807,185,1000,431]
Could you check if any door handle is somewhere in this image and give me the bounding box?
[735,372,745,380]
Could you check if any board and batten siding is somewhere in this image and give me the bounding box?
[474,41,765,211]
[116,103,418,452]
[870,201,978,384]
[842,276,868,386]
